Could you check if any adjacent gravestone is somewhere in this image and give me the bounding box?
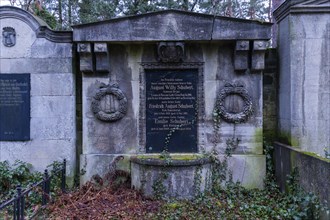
[146,69,198,153]
[0,74,30,141]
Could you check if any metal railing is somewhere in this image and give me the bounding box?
[0,159,66,220]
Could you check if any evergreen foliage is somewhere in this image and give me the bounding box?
[9,0,272,30]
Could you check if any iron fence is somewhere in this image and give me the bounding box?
[0,159,66,220]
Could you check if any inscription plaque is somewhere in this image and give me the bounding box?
[0,74,30,141]
[146,69,198,153]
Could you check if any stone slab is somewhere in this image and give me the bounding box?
[31,74,74,96]
[73,10,271,42]
[274,142,330,217]
[80,154,130,184]
[0,58,73,73]
[217,154,266,189]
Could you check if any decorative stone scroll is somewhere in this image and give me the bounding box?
[94,43,109,73]
[214,82,253,123]
[251,40,268,71]
[234,40,249,71]
[77,43,93,73]
[157,42,184,62]
[91,83,127,122]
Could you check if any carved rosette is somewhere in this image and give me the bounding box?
[91,83,128,122]
[214,82,253,123]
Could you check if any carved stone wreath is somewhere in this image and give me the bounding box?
[214,82,253,123]
[91,83,127,122]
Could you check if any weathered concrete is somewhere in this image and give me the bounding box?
[74,10,272,190]
[263,49,278,141]
[274,142,330,219]
[131,155,212,199]
[80,154,130,184]
[274,0,330,156]
[218,154,266,189]
[0,6,75,181]
[73,10,272,42]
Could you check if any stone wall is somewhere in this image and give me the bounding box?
[274,142,330,218]
[274,1,330,156]
[73,11,271,187]
[79,42,266,187]
[0,7,76,181]
[263,49,278,141]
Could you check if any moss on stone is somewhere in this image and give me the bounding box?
[136,154,204,161]
[300,151,330,163]
[278,131,299,147]
[263,129,277,142]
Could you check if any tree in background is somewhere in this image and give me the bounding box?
[9,0,274,30]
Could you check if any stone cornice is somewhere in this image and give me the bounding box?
[0,6,72,43]
[274,0,330,23]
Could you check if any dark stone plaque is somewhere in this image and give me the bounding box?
[0,74,30,141]
[146,69,198,153]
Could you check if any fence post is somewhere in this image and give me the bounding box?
[61,159,66,193]
[14,185,23,220]
[42,169,49,205]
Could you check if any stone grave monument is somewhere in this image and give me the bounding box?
[72,10,272,196]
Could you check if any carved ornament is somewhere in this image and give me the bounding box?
[2,27,16,47]
[214,82,253,123]
[91,83,128,122]
[157,42,184,62]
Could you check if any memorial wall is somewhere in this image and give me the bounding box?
[73,11,272,188]
[0,6,76,182]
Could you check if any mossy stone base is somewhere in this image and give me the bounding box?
[131,154,212,199]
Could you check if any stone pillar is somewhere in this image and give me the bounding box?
[274,1,330,156]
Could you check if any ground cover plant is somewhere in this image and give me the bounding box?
[0,160,64,219]
[43,144,328,219]
[1,145,327,219]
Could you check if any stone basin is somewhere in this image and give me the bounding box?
[130,154,212,199]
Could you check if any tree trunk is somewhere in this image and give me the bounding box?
[58,0,63,29]
[68,0,72,26]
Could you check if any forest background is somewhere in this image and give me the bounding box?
[5,0,284,30]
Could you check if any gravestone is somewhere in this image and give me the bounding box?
[146,69,198,153]
[0,6,75,182]
[0,74,30,141]
[73,10,272,188]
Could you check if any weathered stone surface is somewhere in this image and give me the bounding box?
[274,142,330,217]
[234,41,249,70]
[30,117,74,140]
[0,139,76,176]
[212,18,271,40]
[218,154,266,189]
[94,43,109,73]
[80,154,130,184]
[277,7,330,155]
[0,6,75,183]
[0,18,35,58]
[0,58,73,73]
[131,155,212,199]
[73,10,271,42]
[31,38,72,58]
[31,74,74,96]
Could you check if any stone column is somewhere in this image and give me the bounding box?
[274,0,330,156]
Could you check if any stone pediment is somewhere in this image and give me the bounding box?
[72,10,272,42]
[274,0,330,22]
[0,6,72,42]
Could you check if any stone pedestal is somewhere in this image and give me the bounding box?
[130,154,212,199]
